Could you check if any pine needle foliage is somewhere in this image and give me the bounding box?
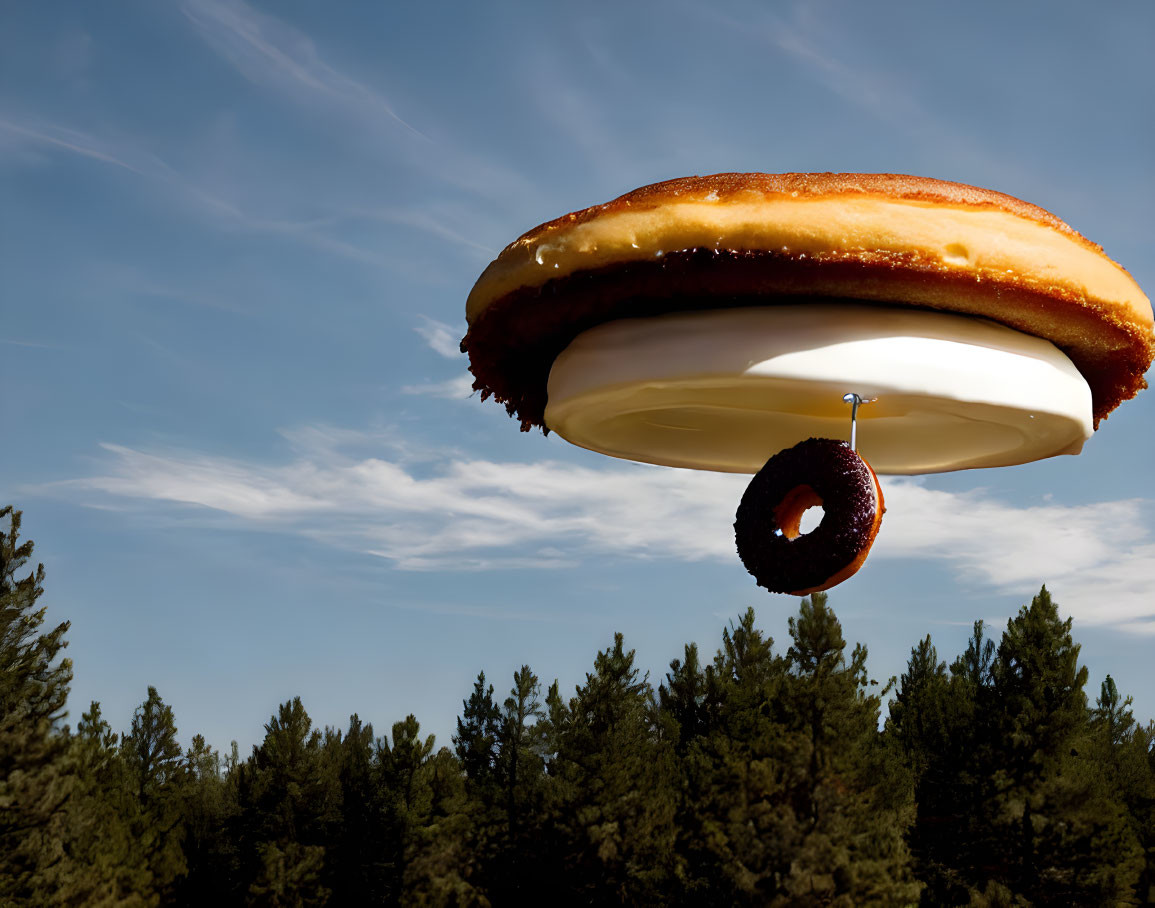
[3,504,1154,905]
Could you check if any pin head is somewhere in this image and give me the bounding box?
[843,393,869,451]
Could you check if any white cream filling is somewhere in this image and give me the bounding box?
[544,305,1093,475]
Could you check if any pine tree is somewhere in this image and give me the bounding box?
[55,701,158,905]
[987,587,1088,900]
[884,634,962,903]
[914,587,1145,904]
[660,602,917,905]
[0,505,74,904]
[176,731,241,906]
[776,593,918,905]
[1092,675,1135,746]
[992,587,1087,791]
[240,698,338,904]
[890,595,1146,904]
[1131,721,1155,903]
[381,714,436,817]
[545,633,677,905]
[487,666,545,904]
[539,679,568,764]
[661,607,794,904]
[324,714,387,905]
[382,716,490,906]
[1083,676,1150,904]
[893,618,999,904]
[120,686,189,898]
[378,714,436,905]
[887,634,949,780]
[941,618,999,902]
[659,642,709,753]
[498,666,543,828]
[0,507,71,724]
[402,746,488,906]
[454,672,500,790]
[124,686,185,805]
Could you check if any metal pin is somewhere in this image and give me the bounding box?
[842,393,863,451]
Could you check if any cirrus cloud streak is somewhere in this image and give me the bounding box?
[36,431,1155,632]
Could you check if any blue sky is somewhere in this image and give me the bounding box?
[2,0,1153,753]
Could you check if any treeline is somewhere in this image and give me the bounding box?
[2,504,1153,906]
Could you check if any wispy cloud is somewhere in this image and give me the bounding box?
[3,4,529,274]
[347,208,495,257]
[401,375,476,399]
[414,317,465,360]
[180,0,426,139]
[40,436,742,571]
[0,337,66,350]
[876,484,1155,633]
[696,0,1020,182]
[0,114,481,276]
[32,430,1155,632]
[385,597,580,624]
[105,267,251,315]
[761,7,922,129]
[403,317,474,398]
[523,47,632,181]
[0,117,153,175]
[178,0,531,207]
[689,1,914,126]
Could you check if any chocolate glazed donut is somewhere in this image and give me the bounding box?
[734,438,885,596]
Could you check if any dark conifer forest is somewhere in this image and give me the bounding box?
[3,503,1154,906]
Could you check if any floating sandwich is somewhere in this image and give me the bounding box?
[462,173,1154,593]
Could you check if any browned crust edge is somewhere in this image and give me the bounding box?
[496,172,1100,266]
[461,248,1153,432]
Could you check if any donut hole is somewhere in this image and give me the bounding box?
[772,484,824,540]
[798,505,825,535]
